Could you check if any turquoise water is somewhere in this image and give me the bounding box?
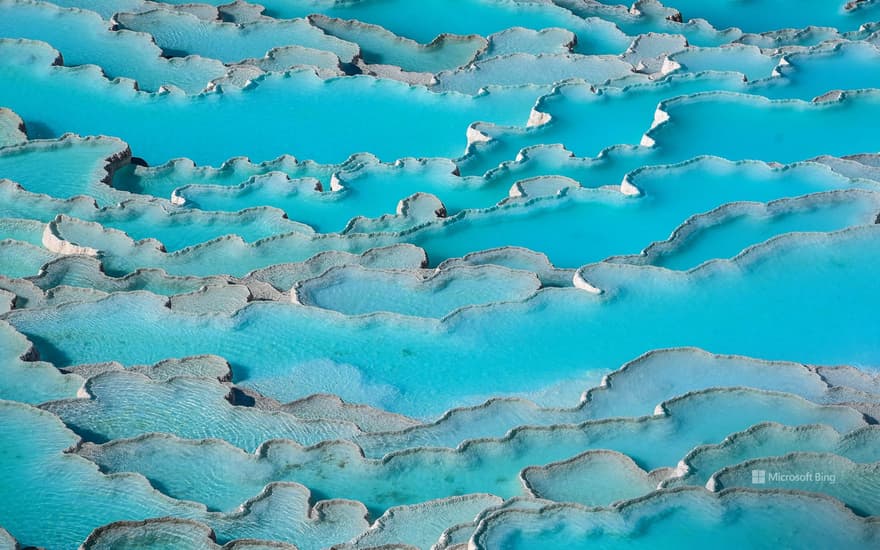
[0,0,227,93]
[645,190,880,270]
[9,226,880,417]
[473,489,880,549]
[0,40,542,165]
[666,424,880,487]
[214,0,633,53]
[711,453,880,516]
[309,15,488,74]
[0,135,130,204]
[664,0,880,33]
[75,387,867,515]
[113,9,360,64]
[1,2,880,549]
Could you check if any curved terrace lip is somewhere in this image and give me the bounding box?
[290,262,543,318]
[468,486,880,550]
[639,86,880,151]
[65,384,869,513]
[7,222,880,351]
[9,57,849,182]
[4,4,880,549]
[9,219,879,422]
[21,122,875,284]
[0,398,371,547]
[574,223,880,295]
[3,38,798,170]
[659,422,880,488]
[35,340,875,455]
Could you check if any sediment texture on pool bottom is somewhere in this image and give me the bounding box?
[0,1,879,548]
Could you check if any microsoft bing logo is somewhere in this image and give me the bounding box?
[751,470,766,484]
